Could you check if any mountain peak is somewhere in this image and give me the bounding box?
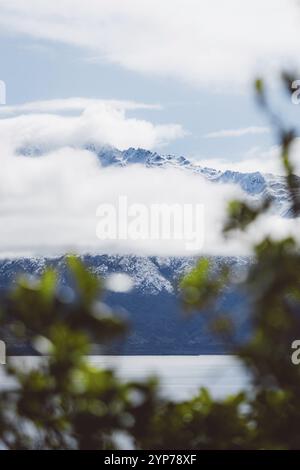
[17,144,298,215]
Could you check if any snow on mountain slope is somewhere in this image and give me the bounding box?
[0,255,187,295]
[81,145,298,216]
[0,254,249,296]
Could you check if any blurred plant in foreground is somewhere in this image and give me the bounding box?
[0,257,159,449]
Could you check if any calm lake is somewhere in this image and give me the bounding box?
[0,355,251,401]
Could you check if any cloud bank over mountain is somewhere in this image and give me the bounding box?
[0,147,241,257]
[196,141,300,176]
[0,98,299,258]
[0,98,184,152]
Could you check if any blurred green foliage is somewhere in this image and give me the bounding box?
[0,257,159,449]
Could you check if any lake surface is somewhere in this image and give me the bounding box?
[0,355,251,401]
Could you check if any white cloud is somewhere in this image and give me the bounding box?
[204,127,270,139]
[0,143,299,258]
[0,0,299,88]
[0,98,184,152]
[196,140,300,176]
[0,98,161,116]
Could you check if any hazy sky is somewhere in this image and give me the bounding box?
[0,0,299,168]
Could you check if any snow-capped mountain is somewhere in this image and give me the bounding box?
[97,146,298,216]
[6,145,296,354]
[17,144,295,215]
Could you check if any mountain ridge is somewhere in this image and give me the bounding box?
[18,144,297,216]
[0,254,249,354]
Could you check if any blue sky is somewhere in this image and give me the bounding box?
[0,0,299,169]
[0,32,275,160]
